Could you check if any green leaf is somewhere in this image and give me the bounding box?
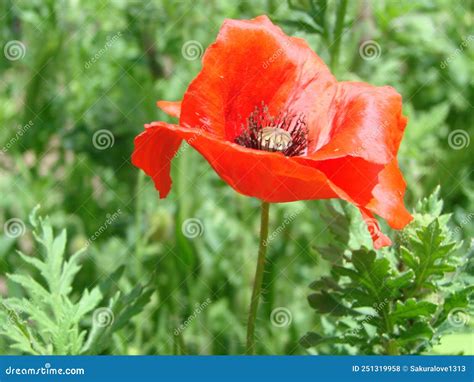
[82,284,153,354]
[2,210,100,354]
[1,302,31,342]
[299,332,344,348]
[352,249,376,274]
[309,276,342,292]
[305,189,468,355]
[59,247,87,295]
[397,321,434,345]
[17,251,46,273]
[401,219,458,296]
[45,228,67,292]
[386,270,415,290]
[400,248,418,270]
[111,285,154,332]
[313,201,351,264]
[73,288,102,324]
[273,18,323,34]
[307,291,351,316]
[416,186,443,217]
[350,249,391,300]
[332,265,360,280]
[350,290,378,308]
[392,299,437,322]
[435,287,474,326]
[98,265,125,298]
[7,274,50,301]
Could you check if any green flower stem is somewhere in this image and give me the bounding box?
[134,170,145,258]
[246,201,271,355]
[329,0,348,72]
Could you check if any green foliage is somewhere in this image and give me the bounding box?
[301,190,473,354]
[0,207,152,354]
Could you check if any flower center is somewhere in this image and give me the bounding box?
[234,103,308,157]
[258,127,292,152]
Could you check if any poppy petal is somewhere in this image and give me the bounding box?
[132,123,182,198]
[366,159,413,229]
[359,208,392,249]
[296,156,385,207]
[157,101,181,118]
[132,122,340,203]
[293,155,411,247]
[309,82,407,165]
[179,15,335,140]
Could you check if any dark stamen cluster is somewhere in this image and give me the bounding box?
[234,102,308,157]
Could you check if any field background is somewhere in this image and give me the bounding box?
[0,0,472,355]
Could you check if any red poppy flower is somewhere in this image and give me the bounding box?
[132,15,413,249]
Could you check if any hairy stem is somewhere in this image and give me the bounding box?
[245,201,270,355]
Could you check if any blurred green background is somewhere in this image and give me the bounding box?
[0,0,472,355]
